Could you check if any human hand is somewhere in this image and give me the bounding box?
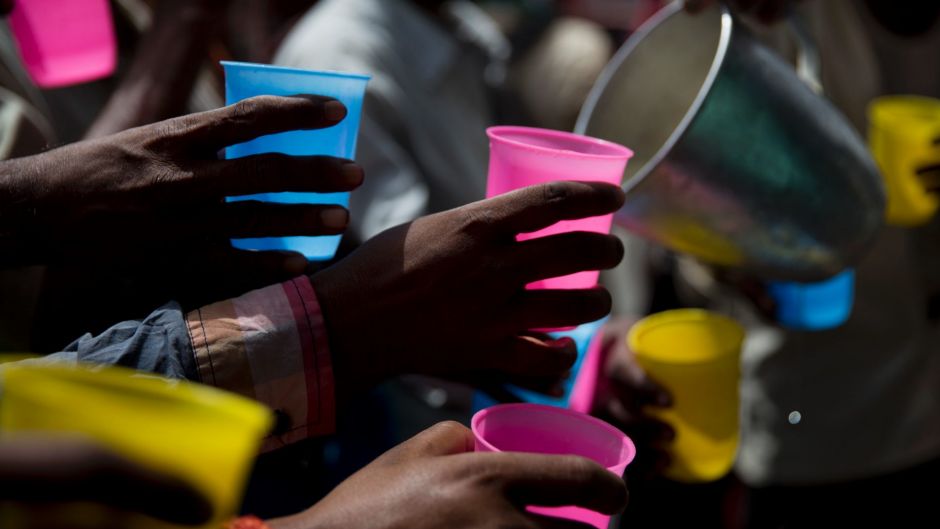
[685,0,799,24]
[268,421,628,529]
[0,436,210,529]
[0,95,362,289]
[591,317,674,477]
[311,182,626,401]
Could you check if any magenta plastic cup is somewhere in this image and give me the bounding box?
[472,403,636,528]
[485,126,632,290]
[567,329,604,414]
[8,0,117,88]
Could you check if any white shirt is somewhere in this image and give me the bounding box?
[275,0,506,241]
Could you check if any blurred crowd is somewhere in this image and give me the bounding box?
[1,1,939,528]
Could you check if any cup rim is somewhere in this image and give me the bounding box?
[869,95,940,119]
[869,96,940,141]
[487,126,634,161]
[1,363,272,430]
[628,309,744,366]
[221,60,372,82]
[471,403,637,468]
[575,2,732,190]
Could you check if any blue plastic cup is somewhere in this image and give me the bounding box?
[222,61,370,261]
[767,270,856,331]
[473,318,608,411]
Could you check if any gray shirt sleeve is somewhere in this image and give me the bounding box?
[37,302,199,382]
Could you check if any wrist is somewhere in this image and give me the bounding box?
[226,516,272,529]
[0,158,48,266]
[307,272,351,403]
[0,158,39,204]
[265,503,336,529]
[308,272,388,405]
[265,511,323,529]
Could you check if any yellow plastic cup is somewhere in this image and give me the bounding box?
[0,353,39,364]
[628,309,744,483]
[0,363,273,528]
[868,96,940,227]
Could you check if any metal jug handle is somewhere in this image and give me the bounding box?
[708,1,821,93]
[786,10,823,95]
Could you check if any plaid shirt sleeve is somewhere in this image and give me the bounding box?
[185,276,335,451]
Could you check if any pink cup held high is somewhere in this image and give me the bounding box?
[485,126,633,290]
[472,403,636,529]
[8,0,117,88]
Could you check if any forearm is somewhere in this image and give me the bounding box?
[36,276,337,450]
[85,1,224,139]
[0,157,51,267]
[180,277,337,450]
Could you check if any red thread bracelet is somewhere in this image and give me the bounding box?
[226,515,271,529]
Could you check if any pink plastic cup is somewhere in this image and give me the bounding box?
[472,403,636,528]
[8,0,117,88]
[486,126,632,291]
[567,330,604,414]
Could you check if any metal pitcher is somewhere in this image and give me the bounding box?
[575,2,885,282]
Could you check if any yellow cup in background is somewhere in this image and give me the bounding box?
[0,363,273,528]
[629,309,745,483]
[868,96,940,227]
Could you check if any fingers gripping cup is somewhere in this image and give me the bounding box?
[485,126,633,290]
[503,318,607,412]
[7,0,117,88]
[223,62,370,261]
[628,309,744,483]
[0,363,273,528]
[472,403,635,528]
[868,96,940,227]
